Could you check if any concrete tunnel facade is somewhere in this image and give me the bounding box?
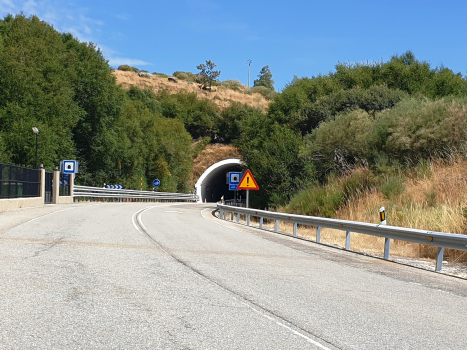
[195,159,243,203]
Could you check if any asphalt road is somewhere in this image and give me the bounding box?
[0,202,466,349]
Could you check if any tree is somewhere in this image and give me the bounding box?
[196,60,220,90]
[254,65,275,90]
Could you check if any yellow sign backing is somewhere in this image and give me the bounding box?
[237,169,259,190]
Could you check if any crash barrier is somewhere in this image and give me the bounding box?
[73,185,198,202]
[217,203,467,272]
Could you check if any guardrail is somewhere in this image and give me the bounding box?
[217,204,467,272]
[73,185,198,202]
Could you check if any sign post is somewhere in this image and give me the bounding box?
[228,172,242,205]
[236,169,259,209]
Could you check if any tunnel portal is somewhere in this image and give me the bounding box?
[195,159,243,203]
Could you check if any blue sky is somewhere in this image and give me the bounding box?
[1,0,467,91]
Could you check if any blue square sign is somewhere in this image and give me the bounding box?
[61,160,78,174]
[229,172,242,185]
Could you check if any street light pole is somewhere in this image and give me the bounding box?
[32,127,39,168]
[247,59,252,88]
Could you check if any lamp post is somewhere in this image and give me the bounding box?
[247,59,252,88]
[32,127,39,168]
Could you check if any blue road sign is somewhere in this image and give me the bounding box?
[61,160,78,174]
[228,172,242,191]
[153,179,161,187]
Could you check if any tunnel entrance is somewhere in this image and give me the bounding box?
[195,159,243,203]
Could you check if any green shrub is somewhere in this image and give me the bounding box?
[118,64,139,72]
[285,179,344,217]
[173,71,199,83]
[248,85,277,100]
[380,174,406,199]
[219,80,245,91]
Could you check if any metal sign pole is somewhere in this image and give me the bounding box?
[246,190,249,209]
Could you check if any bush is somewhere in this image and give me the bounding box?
[153,72,168,78]
[380,174,406,199]
[173,71,199,83]
[118,64,139,72]
[285,168,374,217]
[219,80,245,91]
[248,85,277,100]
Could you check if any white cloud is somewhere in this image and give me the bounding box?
[0,1,150,71]
[113,13,130,21]
[108,57,151,67]
[0,0,16,14]
[22,0,38,14]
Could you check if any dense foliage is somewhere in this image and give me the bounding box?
[236,51,467,209]
[2,13,467,212]
[253,65,274,90]
[0,14,216,191]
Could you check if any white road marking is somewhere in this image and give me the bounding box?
[244,302,332,349]
[164,211,183,214]
[26,207,77,223]
[137,206,333,349]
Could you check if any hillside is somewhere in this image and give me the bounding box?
[112,70,269,110]
[191,144,242,186]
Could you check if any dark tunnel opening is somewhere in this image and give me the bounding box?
[195,159,246,203]
[203,164,242,202]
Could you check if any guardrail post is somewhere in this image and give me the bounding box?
[316,226,321,243]
[260,217,263,229]
[384,238,391,260]
[274,220,279,233]
[345,231,351,250]
[293,223,297,237]
[247,214,250,226]
[236,213,240,223]
[435,247,445,272]
[231,211,233,221]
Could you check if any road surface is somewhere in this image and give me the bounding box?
[0,202,466,349]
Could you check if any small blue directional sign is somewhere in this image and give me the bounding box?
[153,179,161,187]
[61,160,78,174]
[228,172,242,191]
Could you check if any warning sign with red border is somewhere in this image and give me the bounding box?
[236,169,259,190]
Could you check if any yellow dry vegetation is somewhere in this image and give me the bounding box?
[112,70,269,110]
[266,157,467,262]
[191,144,242,186]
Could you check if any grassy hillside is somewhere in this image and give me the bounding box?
[113,70,269,110]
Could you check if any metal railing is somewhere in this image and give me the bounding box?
[0,163,40,198]
[217,204,467,272]
[73,185,198,202]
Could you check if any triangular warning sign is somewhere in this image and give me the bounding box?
[237,169,259,190]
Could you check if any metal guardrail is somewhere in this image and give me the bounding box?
[217,204,467,272]
[73,185,198,202]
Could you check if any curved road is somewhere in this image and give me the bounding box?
[0,203,466,349]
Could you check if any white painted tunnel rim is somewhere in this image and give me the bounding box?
[195,158,243,203]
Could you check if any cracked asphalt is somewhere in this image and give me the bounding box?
[0,203,466,349]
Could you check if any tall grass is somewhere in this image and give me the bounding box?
[283,155,467,262]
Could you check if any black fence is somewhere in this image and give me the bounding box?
[0,163,40,198]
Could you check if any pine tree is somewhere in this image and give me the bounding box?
[253,65,275,90]
[196,60,221,90]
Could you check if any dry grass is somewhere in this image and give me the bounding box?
[113,70,269,110]
[228,157,467,263]
[191,144,241,185]
[332,158,467,261]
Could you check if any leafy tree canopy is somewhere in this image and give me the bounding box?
[253,65,274,90]
[196,60,221,90]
